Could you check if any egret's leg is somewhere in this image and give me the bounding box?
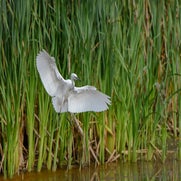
[71,113,83,136]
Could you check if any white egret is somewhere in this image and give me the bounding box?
[36,50,111,113]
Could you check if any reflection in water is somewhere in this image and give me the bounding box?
[1,159,181,180]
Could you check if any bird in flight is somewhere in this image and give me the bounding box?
[36,50,111,113]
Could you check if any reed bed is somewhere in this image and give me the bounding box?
[0,0,181,178]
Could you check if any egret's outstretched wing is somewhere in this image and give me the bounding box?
[68,86,111,113]
[36,50,66,96]
[36,50,111,113]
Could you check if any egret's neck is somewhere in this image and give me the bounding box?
[71,79,75,87]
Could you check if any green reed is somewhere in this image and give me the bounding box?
[0,0,181,178]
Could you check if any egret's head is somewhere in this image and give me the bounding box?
[71,73,79,81]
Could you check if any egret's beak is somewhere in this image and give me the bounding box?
[75,76,80,81]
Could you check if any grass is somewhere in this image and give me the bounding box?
[0,0,181,178]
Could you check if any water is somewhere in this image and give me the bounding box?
[1,159,181,181]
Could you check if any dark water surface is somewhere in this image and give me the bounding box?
[1,159,181,181]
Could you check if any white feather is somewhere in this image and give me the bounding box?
[68,87,111,113]
[36,50,111,113]
[36,50,66,96]
[52,97,68,113]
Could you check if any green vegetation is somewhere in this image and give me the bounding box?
[0,0,181,178]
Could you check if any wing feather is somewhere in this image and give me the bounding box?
[68,86,111,113]
[36,50,66,96]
